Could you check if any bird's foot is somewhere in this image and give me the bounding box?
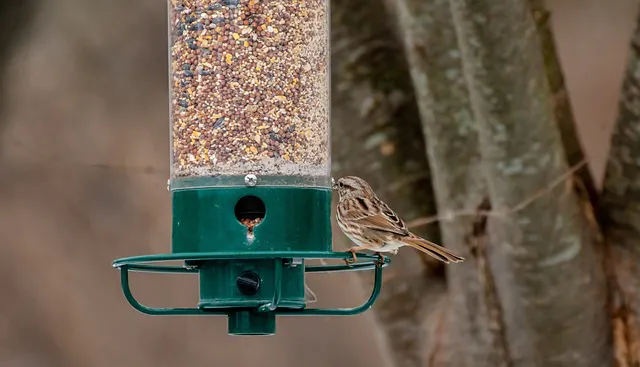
[344,247,358,266]
[376,253,386,266]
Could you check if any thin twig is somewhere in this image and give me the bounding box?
[406,159,587,229]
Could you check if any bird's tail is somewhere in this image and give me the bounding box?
[402,235,465,264]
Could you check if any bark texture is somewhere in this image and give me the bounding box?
[528,0,598,202]
[601,9,640,366]
[448,0,611,366]
[331,1,445,366]
[383,0,506,366]
[528,0,603,260]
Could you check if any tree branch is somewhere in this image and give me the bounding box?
[601,7,640,366]
[331,1,445,366]
[528,0,599,202]
[448,0,611,366]
[382,0,509,365]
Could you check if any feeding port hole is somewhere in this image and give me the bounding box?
[234,196,266,232]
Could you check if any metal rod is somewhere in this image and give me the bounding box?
[117,260,384,317]
[119,265,226,316]
[276,263,383,316]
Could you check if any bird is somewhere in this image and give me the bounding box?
[334,176,465,265]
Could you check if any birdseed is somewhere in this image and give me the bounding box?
[169,0,330,181]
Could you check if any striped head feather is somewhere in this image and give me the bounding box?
[336,176,375,200]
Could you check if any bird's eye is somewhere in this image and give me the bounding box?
[339,182,344,188]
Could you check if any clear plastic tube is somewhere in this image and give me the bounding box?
[168,0,330,188]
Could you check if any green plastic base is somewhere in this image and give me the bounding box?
[171,186,331,315]
[228,310,276,336]
[197,259,305,309]
[172,186,332,253]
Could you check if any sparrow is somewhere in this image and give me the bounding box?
[334,176,465,265]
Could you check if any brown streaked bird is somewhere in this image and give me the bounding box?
[334,176,465,265]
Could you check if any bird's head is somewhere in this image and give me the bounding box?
[334,176,373,199]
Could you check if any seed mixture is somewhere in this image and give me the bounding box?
[169,0,330,179]
[239,217,262,232]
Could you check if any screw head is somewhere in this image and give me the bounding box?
[236,271,261,295]
[244,174,258,187]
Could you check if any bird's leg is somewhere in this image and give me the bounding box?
[376,253,385,265]
[344,244,375,266]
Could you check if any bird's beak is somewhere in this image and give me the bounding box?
[331,177,338,190]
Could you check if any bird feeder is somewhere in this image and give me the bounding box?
[112,0,389,336]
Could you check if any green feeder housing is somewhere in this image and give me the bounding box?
[112,0,389,336]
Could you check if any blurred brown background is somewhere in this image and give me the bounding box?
[0,0,636,366]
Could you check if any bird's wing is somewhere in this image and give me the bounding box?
[341,196,409,237]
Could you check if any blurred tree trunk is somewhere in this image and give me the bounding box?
[448,0,611,366]
[527,1,605,270]
[0,0,37,140]
[530,0,623,364]
[383,0,506,366]
[331,1,445,366]
[601,8,640,366]
[528,0,599,205]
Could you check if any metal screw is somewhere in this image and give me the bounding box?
[290,258,303,267]
[259,302,277,312]
[244,174,258,187]
[166,179,171,192]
